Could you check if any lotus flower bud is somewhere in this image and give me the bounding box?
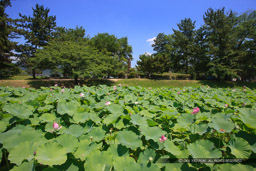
[53,122,62,130]
[191,107,200,114]
[105,101,111,105]
[159,135,167,143]
[149,157,153,162]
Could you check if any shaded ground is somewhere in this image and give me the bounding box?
[0,78,256,89]
[0,79,115,89]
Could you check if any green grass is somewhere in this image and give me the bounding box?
[116,79,201,88]
[0,75,48,80]
[1,76,256,89]
[116,79,256,89]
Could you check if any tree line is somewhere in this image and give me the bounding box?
[137,8,256,81]
[1,0,256,81]
[0,0,133,82]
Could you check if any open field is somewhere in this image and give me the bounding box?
[1,77,256,89]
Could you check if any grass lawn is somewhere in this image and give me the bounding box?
[1,76,256,89]
[116,79,201,88]
[0,75,48,80]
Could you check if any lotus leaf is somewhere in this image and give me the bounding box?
[3,103,34,119]
[9,141,36,165]
[56,134,79,153]
[190,123,208,135]
[107,144,129,158]
[35,142,67,166]
[103,113,120,125]
[176,113,194,128]
[72,112,89,124]
[38,105,54,113]
[0,120,8,132]
[228,136,251,158]
[107,104,123,114]
[164,140,181,156]
[113,156,141,171]
[82,127,105,142]
[208,117,235,133]
[140,126,166,141]
[64,124,84,138]
[73,139,101,161]
[39,113,56,122]
[130,114,148,127]
[239,108,256,129]
[116,130,142,150]
[57,101,79,116]
[188,140,222,158]
[84,150,113,171]
[11,160,34,171]
[137,148,156,163]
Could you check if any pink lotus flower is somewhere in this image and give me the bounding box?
[225,104,228,108]
[53,122,62,130]
[119,84,122,86]
[113,86,117,91]
[243,89,247,91]
[105,101,111,105]
[54,84,58,87]
[192,107,200,114]
[177,92,180,95]
[61,89,65,93]
[80,93,84,97]
[159,135,167,143]
[50,89,53,91]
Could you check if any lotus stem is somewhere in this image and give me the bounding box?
[4,149,9,170]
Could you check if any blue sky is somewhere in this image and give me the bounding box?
[6,0,256,67]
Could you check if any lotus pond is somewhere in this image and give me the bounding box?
[0,85,256,170]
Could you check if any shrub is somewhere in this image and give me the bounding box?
[128,71,137,78]
[117,71,126,78]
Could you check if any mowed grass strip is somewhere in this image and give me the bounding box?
[115,79,201,88]
[1,77,256,89]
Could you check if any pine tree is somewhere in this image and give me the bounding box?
[172,18,196,74]
[203,8,237,80]
[17,4,56,78]
[0,0,20,77]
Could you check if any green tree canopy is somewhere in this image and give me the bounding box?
[0,0,20,77]
[17,4,56,78]
[203,8,238,80]
[172,18,196,74]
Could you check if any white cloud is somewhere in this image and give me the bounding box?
[144,52,152,56]
[146,37,156,45]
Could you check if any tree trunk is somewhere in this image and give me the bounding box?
[32,68,36,79]
[185,59,188,74]
[74,75,79,85]
[128,58,131,72]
